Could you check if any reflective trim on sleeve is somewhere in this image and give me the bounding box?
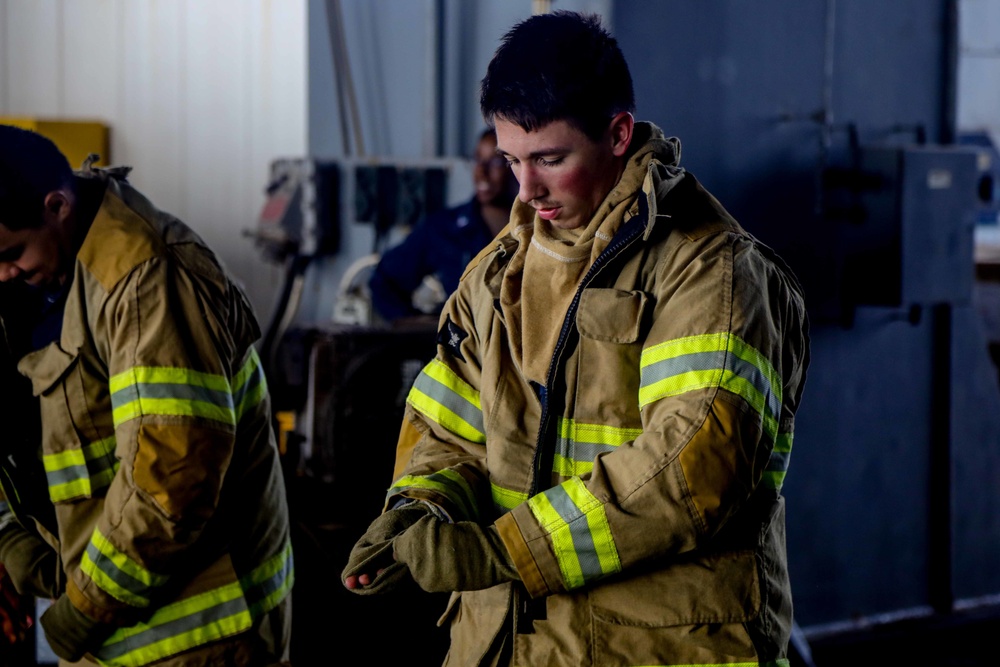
[95,540,294,667]
[491,483,529,514]
[527,478,621,590]
[388,469,480,521]
[640,333,783,443]
[109,366,236,428]
[232,348,267,423]
[406,359,485,444]
[43,436,119,502]
[762,430,794,491]
[553,417,641,477]
[81,528,170,608]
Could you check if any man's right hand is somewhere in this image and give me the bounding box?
[341,504,432,595]
[0,564,32,646]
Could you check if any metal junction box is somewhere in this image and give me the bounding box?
[842,146,980,308]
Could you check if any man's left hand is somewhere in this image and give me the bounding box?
[392,515,520,593]
[40,595,114,662]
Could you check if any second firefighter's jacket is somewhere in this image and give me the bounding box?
[387,122,810,666]
[0,168,293,666]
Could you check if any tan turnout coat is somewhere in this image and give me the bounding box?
[0,167,293,666]
[386,123,810,667]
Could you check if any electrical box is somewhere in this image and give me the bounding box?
[842,146,980,307]
[0,117,110,169]
[254,158,340,262]
[353,162,448,243]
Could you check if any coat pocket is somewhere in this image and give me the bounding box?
[19,344,117,503]
[589,550,762,665]
[576,288,648,343]
[572,289,648,423]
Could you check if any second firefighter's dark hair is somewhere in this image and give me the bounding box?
[0,125,73,230]
[480,11,635,141]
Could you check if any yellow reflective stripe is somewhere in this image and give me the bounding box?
[640,333,781,407]
[43,436,119,502]
[241,540,295,617]
[43,447,84,471]
[112,397,235,427]
[527,478,620,590]
[97,540,293,667]
[389,469,480,520]
[491,483,529,513]
[110,366,235,428]
[109,366,231,393]
[554,418,640,477]
[407,360,485,444]
[761,470,786,491]
[233,349,267,421]
[761,431,794,491]
[558,418,641,446]
[82,528,169,608]
[553,453,593,477]
[640,333,782,440]
[100,580,249,666]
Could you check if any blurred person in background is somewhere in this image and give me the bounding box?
[369,128,516,323]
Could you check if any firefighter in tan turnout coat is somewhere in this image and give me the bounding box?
[343,11,809,667]
[0,125,292,666]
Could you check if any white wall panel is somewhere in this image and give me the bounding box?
[4,0,61,113]
[0,0,307,325]
[62,0,121,124]
[119,1,185,206]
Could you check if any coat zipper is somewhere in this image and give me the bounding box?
[528,201,650,497]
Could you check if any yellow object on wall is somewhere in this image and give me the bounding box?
[0,117,110,170]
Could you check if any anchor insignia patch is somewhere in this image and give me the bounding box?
[438,315,468,362]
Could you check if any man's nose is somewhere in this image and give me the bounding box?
[0,264,20,282]
[517,166,543,203]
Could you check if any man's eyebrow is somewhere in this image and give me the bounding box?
[496,145,570,159]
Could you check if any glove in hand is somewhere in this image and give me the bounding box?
[0,522,62,599]
[341,504,431,595]
[393,515,519,593]
[41,594,114,662]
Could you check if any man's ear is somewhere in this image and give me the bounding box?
[42,190,72,223]
[609,112,634,158]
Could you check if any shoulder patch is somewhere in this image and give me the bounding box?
[437,315,468,362]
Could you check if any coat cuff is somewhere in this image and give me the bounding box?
[495,512,549,598]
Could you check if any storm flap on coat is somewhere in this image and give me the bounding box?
[386,122,810,667]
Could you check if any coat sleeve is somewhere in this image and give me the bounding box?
[383,281,494,523]
[497,232,810,598]
[69,255,260,624]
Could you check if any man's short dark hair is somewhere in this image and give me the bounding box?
[480,11,635,141]
[0,125,73,230]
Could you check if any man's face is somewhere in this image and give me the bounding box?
[0,196,73,288]
[473,133,514,208]
[495,116,630,230]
